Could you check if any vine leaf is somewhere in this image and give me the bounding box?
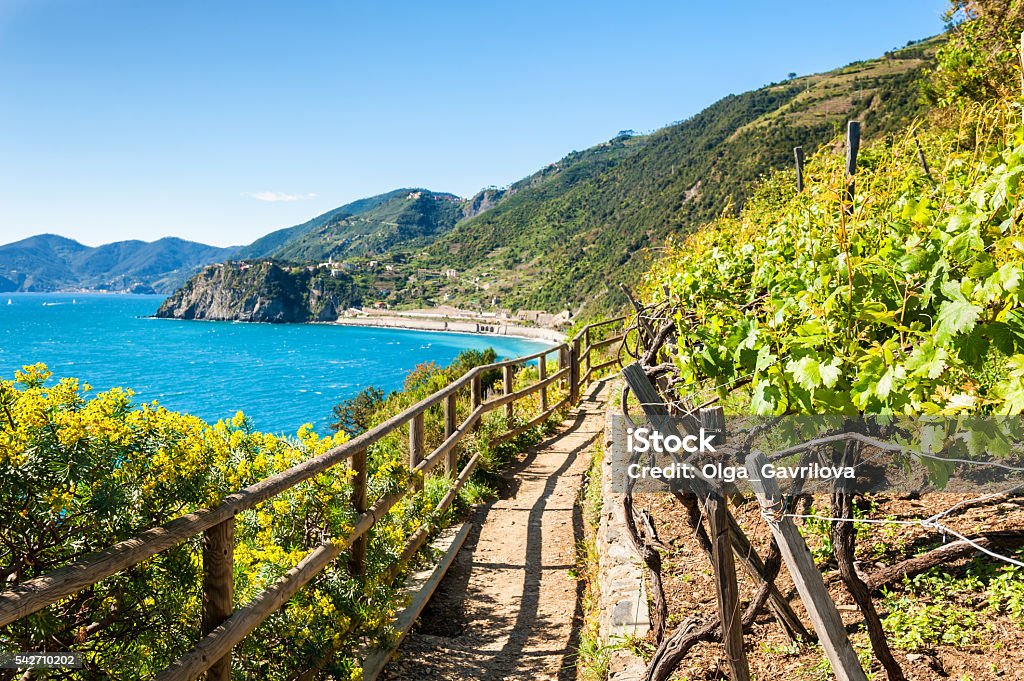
[787,356,841,391]
[935,294,981,343]
[905,342,948,379]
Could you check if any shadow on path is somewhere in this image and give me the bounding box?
[382,380,608,681]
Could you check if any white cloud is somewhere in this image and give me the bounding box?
[243,191,318,202]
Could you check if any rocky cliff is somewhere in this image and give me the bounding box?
[155,261,363,323]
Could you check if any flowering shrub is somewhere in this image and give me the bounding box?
[0,346,567,678]
[0,363,367,677]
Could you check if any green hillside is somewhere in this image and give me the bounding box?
[239,188,464,261]
[406,40,936,317]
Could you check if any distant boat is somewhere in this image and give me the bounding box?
[42,302,63,307]
[6,299,11,305]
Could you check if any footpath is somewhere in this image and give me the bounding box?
[381,380,610,681]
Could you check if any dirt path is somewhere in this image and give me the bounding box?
[381,380,609,681]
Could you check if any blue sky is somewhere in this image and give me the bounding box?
[0,0,948,247]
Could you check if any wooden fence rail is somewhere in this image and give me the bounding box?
[0,316,626,680]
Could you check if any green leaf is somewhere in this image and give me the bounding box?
[935,296,981,343]
[751,380,784,416]
[754,345,777,373]
[993,374,1024,414]
[786,356,821,390]
[875,366,903,401]
[954,326,989,368]
[984,322,1015,356]
[946,228,984,261]
[812,388,856,413]
[998,263,1021,293]
[852,357,886,410]
[967,255,996,279]
[1004,310,1024,346]
[905,342,948,379]
[819,359,842,389]
[857,301,897,325]
[920,455,953,489]
[786,355,840,391]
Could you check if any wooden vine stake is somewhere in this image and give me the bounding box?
[701,406,749,681]
[844,121,860,216]
[745,451,868,681]
[794,146,805,193]
[914,134,931,180]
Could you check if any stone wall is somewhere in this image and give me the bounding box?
[597,384,651,680]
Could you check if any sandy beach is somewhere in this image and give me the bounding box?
[333,307,567,343]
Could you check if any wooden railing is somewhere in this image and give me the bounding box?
[0,316,626,680]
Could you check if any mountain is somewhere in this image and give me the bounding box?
[0,187,464,294]
[238,188,464,262]
[0,234,237,293]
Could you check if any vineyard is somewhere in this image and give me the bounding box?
[637,104,1024,417]
[605,13,1024,678]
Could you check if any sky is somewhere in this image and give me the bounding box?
[0,0,949,248]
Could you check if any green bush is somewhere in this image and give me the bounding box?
[924,0,1024,106]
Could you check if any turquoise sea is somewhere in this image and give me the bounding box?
[0,293,551,434]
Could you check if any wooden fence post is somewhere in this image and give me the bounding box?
[583,328,592,381]
[202,518,234,681]
[559,344,569,400]
[538,354,548,413]
[503,364,515,422]
[794,146,805,193]
[444,392,458,475]
[745,451,868,681]
[349,450,368,578]
[409,412,425,491]
[701,407,749,681]
[845,121,861,215]
[470,373,482,432]
[570,337,581,405]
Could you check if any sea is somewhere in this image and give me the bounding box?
[0,293,551,435]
